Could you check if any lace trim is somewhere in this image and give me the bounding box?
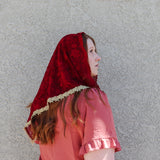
[25,85,89,128]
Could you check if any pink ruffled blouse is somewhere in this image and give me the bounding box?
[38,88,121,160]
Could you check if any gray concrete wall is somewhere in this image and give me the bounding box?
[0,0,160,159]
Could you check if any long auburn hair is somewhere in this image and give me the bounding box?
[27,33,104,144]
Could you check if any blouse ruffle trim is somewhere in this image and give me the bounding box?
[25,85,89,128]
[79,137,121,155]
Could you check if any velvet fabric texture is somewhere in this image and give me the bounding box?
[25,32,99,139]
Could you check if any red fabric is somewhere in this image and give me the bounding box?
[25,32,99,139]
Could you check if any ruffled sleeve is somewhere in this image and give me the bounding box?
[79,88,121,156]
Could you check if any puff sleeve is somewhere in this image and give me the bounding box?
[79,88,121,156]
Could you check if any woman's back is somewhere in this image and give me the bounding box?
[39,88,121,160]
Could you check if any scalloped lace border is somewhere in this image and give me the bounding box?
[25,85,89,128]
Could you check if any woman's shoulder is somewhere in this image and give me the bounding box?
[77,87,109,110]
[66,87,106,101]
[79,87,107,100]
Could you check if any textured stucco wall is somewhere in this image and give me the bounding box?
[0,0,160,160]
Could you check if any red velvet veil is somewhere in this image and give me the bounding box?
[25,32,99,140]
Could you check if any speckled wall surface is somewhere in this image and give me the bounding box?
[0,0,160,159]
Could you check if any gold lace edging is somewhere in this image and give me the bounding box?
[25,85,89,128]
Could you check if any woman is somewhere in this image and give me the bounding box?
[25,32,121,160]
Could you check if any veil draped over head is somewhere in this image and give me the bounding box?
[25,32,99,140]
